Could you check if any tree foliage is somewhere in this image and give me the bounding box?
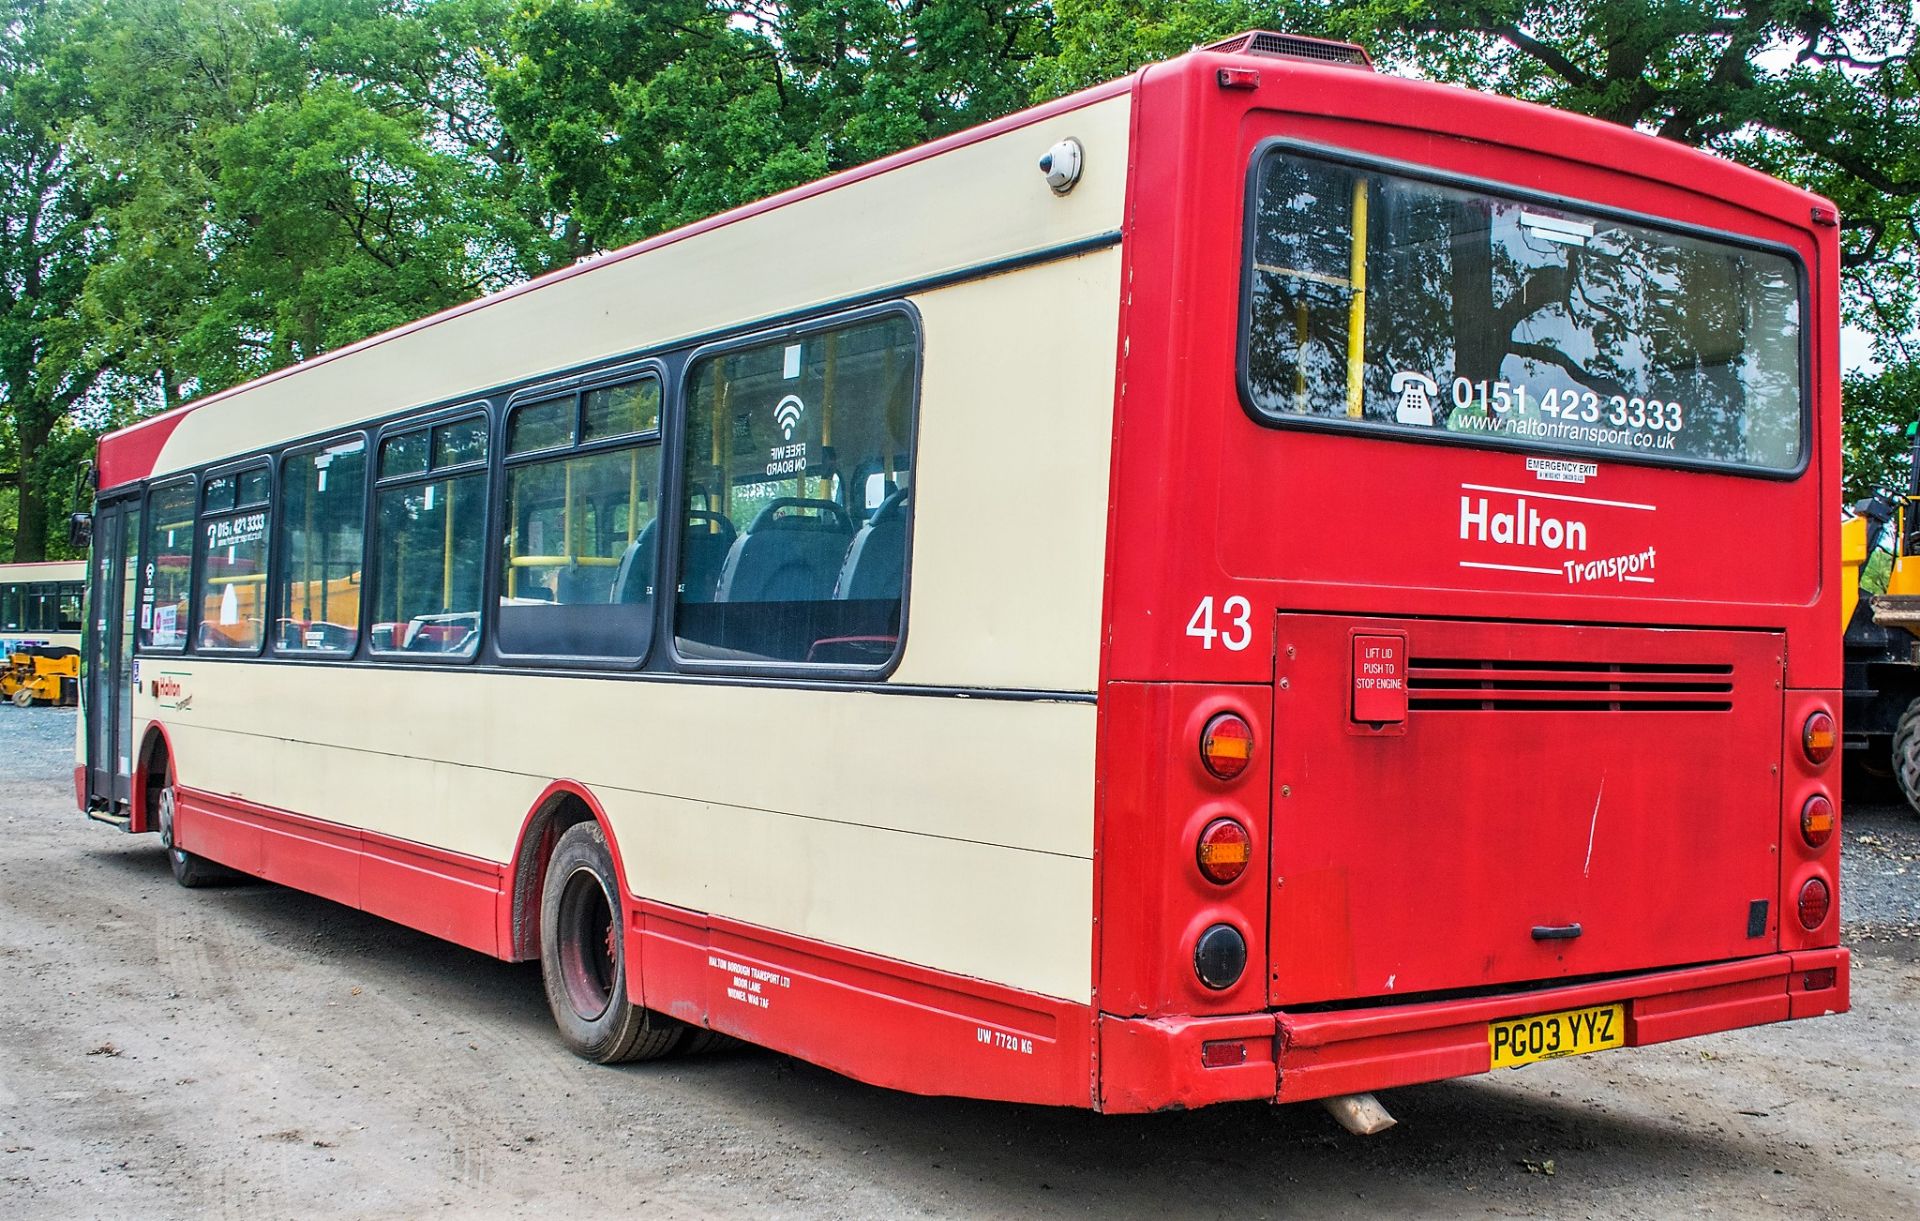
[2,0,1917,558]
[1,0,116,560]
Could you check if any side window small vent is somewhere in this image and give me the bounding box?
[1200,30,1373,70]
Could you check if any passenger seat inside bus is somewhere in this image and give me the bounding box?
[613,511,737,603]
[715,499,853,603]
[833,489,908,600]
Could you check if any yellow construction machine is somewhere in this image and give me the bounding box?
[1844,466,1920,813]
[0,645,79,708]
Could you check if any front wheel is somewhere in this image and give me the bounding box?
[155,782,221,888]
[1892,699,1920,819]
[539,821,686,1063]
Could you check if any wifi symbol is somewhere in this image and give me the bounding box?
[774,395,805,440]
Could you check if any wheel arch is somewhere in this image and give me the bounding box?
[505,780,636,962]
[130,721,177,835]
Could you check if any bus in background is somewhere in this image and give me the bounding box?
[74,32,1844,1117]
[1,560,85,708]
[1,561,86,654]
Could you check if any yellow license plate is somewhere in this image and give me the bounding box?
[1489,1002,1625,1069]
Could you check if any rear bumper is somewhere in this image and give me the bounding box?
[1097,948,1849,1113]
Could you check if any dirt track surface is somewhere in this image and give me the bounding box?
[2,707,1917,1219]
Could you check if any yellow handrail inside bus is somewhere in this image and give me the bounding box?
[627,451,639,547]
[508,555,618,568]
[301,469,315,620]
[1345,177,1369,419]
[1294,302,1309,410]
[441,479,455,608]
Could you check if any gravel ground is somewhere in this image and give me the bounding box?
[1843,799,1920,943]
[1,707,1916,1219]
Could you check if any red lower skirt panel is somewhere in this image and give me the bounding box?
[174,787,504,957]
[1093,950,1848,1111]
[1270,948,1851,1104]
[632,900,1096,1107]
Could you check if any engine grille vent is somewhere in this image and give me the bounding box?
[1200,31,1374,70]
[1407,657,1734,713]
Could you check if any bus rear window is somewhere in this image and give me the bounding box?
[1241,148,1805,472]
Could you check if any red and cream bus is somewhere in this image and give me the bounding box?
[76,33,1846,1114]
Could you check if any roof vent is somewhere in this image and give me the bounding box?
[1200,30,1373,70]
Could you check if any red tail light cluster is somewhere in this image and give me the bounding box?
[1191,710,1258,992]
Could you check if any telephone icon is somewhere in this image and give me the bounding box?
[1391,371,1439,425]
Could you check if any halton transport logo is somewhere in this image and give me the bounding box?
[1456,480,1658,586]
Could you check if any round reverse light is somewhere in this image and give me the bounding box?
[1193,923,1248,991]
[1802,711,1836,766]
[1796,877,1831,930]
[1200,713,1254,781]
[1196,818,1252,885]
[1800,794,1835,850]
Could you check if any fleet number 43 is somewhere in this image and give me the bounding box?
[1187,595,1253,651]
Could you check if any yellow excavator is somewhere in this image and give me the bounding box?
[1844,435,1920,815]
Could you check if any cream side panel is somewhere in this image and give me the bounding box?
[895,250,1119,693]
[607,789,1091,1001]
[151,664,1094,859]
[137,662,1096,1000]
[0,561,86,583]
[152,95,1131,475]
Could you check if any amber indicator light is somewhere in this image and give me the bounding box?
[1800,794,1835,849]
[1196,818,1252,885]
[1802,711,1836,765]
[1200,713,1254,781]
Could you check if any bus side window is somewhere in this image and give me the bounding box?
[276,437,367,655]
[674,313,917,668]
[370,418,489,659]
[497,374,663,660]
[194,462,272,653]
[140,480,197,651]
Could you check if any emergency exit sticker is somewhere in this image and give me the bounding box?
[1351,634,1407,724]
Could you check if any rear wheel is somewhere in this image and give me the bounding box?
[154,780,222,888]
[678,1028,741,1055]
[1893,699,1920,818]
[540,821,686,1063]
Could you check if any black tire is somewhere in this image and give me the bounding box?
[1893,699,1920,819]
[154,780,222,888]
[540,821,686,1063]
[677,1028,742,1056]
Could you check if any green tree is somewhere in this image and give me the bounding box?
[494,1,1055,248]
[1,0,116,560]
[1844,362,1920,502]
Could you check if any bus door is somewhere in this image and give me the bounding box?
[84,495,140,813]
